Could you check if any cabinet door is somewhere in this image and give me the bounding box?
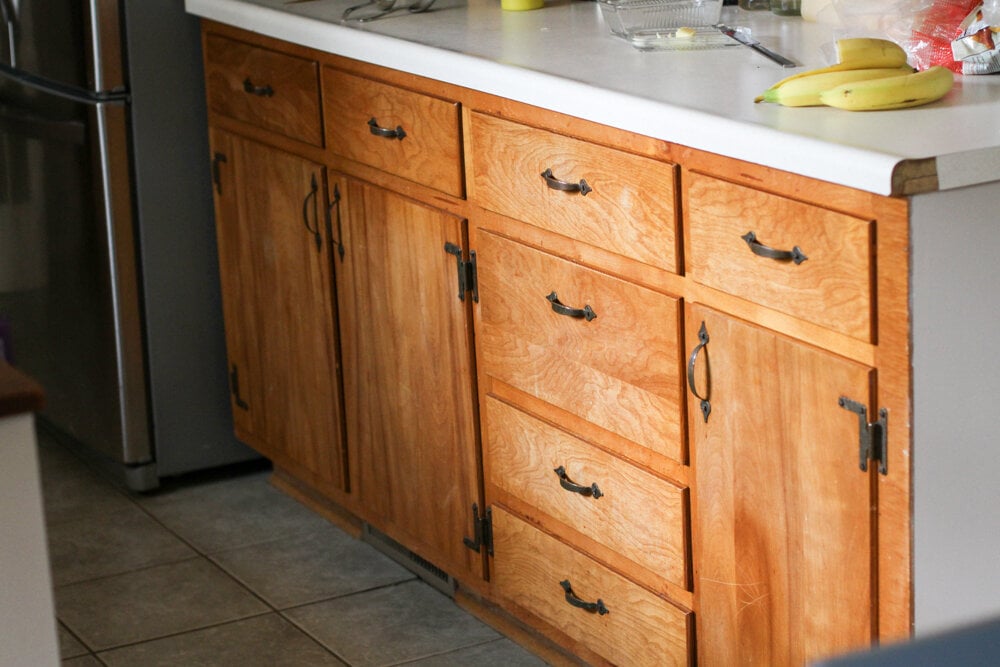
[209,129,346,491]
[687,303,875,666]
[331,173,481,580]
[209,129,263,443]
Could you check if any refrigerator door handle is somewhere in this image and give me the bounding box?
[0,62,129,106]
[1,0,14,67]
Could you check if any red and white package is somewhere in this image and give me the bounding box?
[951,5,1000,73]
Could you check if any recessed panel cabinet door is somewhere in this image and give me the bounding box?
[331,173,481,581]
[687,303,875,666]
[210,129,346,491]
[209,129,263,445]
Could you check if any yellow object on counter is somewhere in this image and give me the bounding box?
[501,0,543,9]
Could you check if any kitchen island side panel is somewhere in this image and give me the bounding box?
[911,182,1000,635]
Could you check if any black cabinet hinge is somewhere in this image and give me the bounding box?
[463,503,493,555]
[444,242,478,303]
[839,397,888,475]
[212,152,227,195]
[229,363,249,411]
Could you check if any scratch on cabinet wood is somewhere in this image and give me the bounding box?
[701,577,770,616]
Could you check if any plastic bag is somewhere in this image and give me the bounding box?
[950,5,1000,73]
[828,0,983,72]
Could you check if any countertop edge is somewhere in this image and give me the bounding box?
[186,0,961,198]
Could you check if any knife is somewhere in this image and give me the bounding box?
[716,24,797,68]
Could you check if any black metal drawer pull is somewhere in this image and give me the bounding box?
[242,77,274,97]
[741,231,808,264]
[541,168,592,196]
[546,291,596,322]
[687,321,711,423]
[554,466,603,499]
[368,117,406,140]
[559,580,609,615]
[302,173,321,251]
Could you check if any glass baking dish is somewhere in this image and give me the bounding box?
[598,0,724,37]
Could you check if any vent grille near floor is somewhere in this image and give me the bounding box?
[361,524,456,597]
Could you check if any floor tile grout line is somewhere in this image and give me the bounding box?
[57,619,94,662]
[87,610,277,657]
[52,553,206,592]
[274,577,422,616]
[275,578,455,666]
[383,637,515,666]
[274,609,355,665]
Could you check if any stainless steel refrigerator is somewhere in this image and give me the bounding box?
[0,0,256,489]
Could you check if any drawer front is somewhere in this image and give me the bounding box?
[477,231,684,463]
[492,508,692,667]
[323,69,463,197]
[203,34,322,146]
[485,397,689,588]
[685,172,874,341]
[470,113,678,272]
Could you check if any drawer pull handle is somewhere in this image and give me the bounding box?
[687,321,711,423]
[242,77,274,97]
[554,466,603,499]
[541,168,592,196]
[368,117,407,140]
[546,291,597,322]
[741,231,808,265]
[560,580,609,616]
[302,173,321,252]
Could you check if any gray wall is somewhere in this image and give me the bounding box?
[912,183,1000,634]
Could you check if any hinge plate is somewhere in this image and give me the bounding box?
[839,396,888,475]
[444,243,478,303]
[462,502,493,555]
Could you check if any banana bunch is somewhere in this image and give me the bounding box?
[755,38,955,111]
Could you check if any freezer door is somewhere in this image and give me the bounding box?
[1,0,129,106]
[0,0,153,470]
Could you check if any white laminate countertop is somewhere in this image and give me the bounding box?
[186,0,1000,196]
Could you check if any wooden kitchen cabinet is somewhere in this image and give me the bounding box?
[208,129,347,491]
[198,20,914,667]
[329,173,482,581]
[686,303,876,665]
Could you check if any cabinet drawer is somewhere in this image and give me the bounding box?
[485,397,689,588]
[323,69,463,197]
[685,172,874,341]
[477,231,684,463]
[470,113,678,272]
[492,508,692,667]
[203,34,322,146]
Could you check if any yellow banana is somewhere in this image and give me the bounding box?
[755,66,916,106]
[835,38,910,67]
[763,38,911,92]
[818,65,955,111]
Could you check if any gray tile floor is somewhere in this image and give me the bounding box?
[37,430,548,666]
